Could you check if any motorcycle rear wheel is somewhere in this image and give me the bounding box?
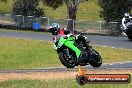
[89,49,102,68]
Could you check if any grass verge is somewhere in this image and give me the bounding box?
[0,37,132,69]
[94,46,132,63]
[0,28,51,35]
[0,79,131,88]
[0,37,61,69]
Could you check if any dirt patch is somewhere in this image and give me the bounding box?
[0,71,76,82]
[75,28,121,36]
[76,29,100,34]
[0,69,132,82]
[0,20,15,25]
[75,29,108,34]
[85,69,132,74]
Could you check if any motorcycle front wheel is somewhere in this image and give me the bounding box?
[127,35,132,41]
[59,50,76,68]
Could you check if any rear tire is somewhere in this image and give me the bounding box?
[59,52,76,68]
[89,49,102,68]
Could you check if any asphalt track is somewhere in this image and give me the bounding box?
[0,31,131,49]
[0,62,132,73]
[0,31,132,70]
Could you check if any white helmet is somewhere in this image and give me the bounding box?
[124,13,130,18]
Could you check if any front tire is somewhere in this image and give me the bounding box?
[59,52,76,68]
[127,35,132,41]
[89,49,102,68]
[126,29,132,41]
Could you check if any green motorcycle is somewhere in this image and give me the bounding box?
[54,34,102,68]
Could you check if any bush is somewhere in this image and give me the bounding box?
[98,0,132,22]
[13,0,45,17]
[12,0,45,29]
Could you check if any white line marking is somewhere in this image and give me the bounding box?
[94,45,132,50]
[102,61,132,66]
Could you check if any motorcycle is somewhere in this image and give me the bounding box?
[125,19,132,40]
[54,34,102,68]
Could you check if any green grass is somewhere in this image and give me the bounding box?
[0,79,131,88]
[0,1,13,14]
[94,46,132,63]
[0,0,102,21]
[77,0,102,21]
[0,28,51,35]
[0,38,61,69]
[0,37,132,69]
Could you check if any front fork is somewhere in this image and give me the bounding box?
[82,41,92,53]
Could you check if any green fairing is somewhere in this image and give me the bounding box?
[57,35,81,58]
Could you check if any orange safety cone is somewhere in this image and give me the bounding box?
[76,65,87,85]
[78,65,87,76]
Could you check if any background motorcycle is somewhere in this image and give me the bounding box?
[125,20,132,41]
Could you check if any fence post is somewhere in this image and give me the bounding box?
[66,19,74,31]
[99,21,102,34]
[0,14,2,20]
[73,20,75,31]
[22,15,24,28]
[41,17,48,30]
[16,15,23,28]
[27,16,34,29]
[47,17,50,30]
[47,17,49,30]
[0,14,1,22]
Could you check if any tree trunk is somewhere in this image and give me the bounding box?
[67,7,76,31]
[65,0,80,32]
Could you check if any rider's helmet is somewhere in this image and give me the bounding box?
[124,13,130,19]
[50,23,60,35]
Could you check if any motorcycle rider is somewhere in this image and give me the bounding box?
[50,23,70,48]
[122,13,132,32]
[49,23,87,65]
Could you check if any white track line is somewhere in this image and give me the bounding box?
[102,61,132,66]
[94,45,132,50]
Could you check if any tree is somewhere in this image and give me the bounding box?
[13,0,44,17]
[98,0,132,22]
[43,0,88,31]
[0,0,7,2]
[12,0,45,29]
[0,0,8,3]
